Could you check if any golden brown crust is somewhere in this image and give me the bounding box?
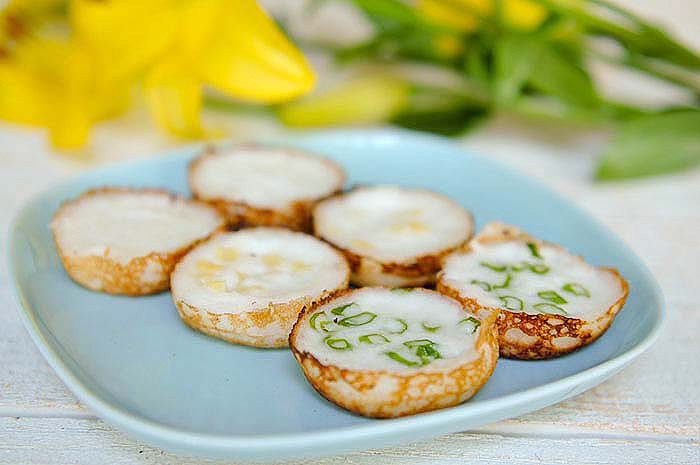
[189,145,346,232]
[329,240,468,287]
[437,223,630,360]
[51,188,226,296]
[174,283,349,349]
[288,289,499,418]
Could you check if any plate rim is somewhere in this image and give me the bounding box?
[7,128,666,459]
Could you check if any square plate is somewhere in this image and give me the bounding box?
[8,129,664,461]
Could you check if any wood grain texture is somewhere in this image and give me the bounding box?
[1,417,699,465]
[2,100,700,462]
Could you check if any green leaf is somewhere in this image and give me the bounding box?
[493,35,537,104]
[596,110,700,180]
[348,0,425,32]
[528,44,599,108]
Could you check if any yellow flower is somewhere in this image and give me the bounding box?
[417,0,547,32]
[72,0,315,138]
[0,0,315,150]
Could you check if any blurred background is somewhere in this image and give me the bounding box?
[0,0,698,181]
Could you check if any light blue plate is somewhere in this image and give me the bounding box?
[9,129,664,461]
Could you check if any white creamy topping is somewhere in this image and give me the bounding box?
[190,147,344,209]
[171,228,348,314]
[294,288,481,374]
[51,190,222,264]
[313,186,472,263]
[441,240,625,321]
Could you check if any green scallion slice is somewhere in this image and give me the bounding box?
[338,311,377,327]
[386,318,408,334]
[386,351,422,367]
[422,322,441,332]
[319,320,340,333]
[330,302,357,315]
[493,273,512,289]
[309,311,327,331]
[459,316,481,334]
[533,302,569,316]
[480,262,507,272]
[390,287,414,294]
[510,262,530,272]
[471,279,492,291]
[562,282,591,297]
[529,263,550,274]
[499,295,524,311]
[403,339,436,348]
[359,333,390,344]
[527,242,542,259]
[415,344,441,360]
[537,290,567,304]
[324,337,352,350]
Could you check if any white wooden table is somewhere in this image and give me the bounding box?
[1,111,699,464]
[1,1,699,461]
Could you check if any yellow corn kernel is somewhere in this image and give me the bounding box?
[216,246,238,261]
[237,283,265,294]
[196,260,223,274]
[291,261,311,272]
[389,221,429,233]
[203,280,226,292]
[262,253,283,267]
[350,239,373,250]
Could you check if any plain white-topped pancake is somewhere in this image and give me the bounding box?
[190,145,345,209]
[52,189,223,264]
[293,287,483,374]
[50,188,225,295]
[172,228,349,314]
[313,185,473,264]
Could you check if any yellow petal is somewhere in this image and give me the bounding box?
[417,0,492,32]
[0,59,50,126]
[69,0,178,83]
[503,0,547,30]
[183,0,315,103]
[145,56,203,138]
[277,75,409,127]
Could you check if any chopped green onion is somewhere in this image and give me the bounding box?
[500,295,524,311]
[480,262,507,272]
[331,302,357,315]
[386,351,421,367]
[537,290,568,304]
[390,287,414,294]
[339,311,377,326]
[386,318,408,334]
[527,242,542,259]
[324,336,352,350]
[359,333,390,344]
[529,263,550,274]
[471,279,492,291]
[493,273,512,289]
[319,320,340,333]
[309,311,327,331]
[403,339,436,348]
[459,316,481,334]
[563,282,591,297]
[415,344,441,360]
[533,302,569,316]
[422,322,441,332]
[511,262,530,272]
